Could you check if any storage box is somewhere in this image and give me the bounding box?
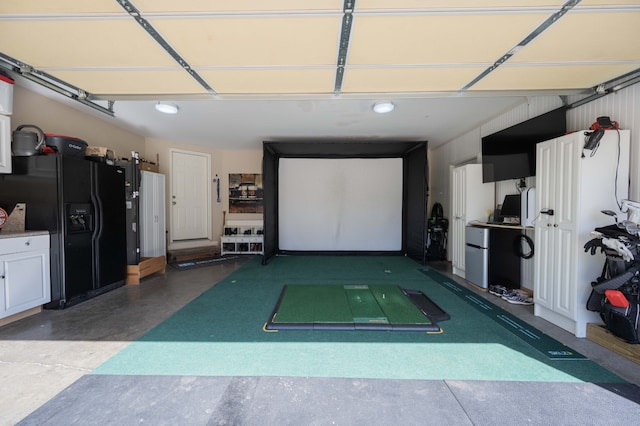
[139,161,159,172]
[126,256,166,285]
[0,74,14,115]
[85,146,115,160]
[45,134,88,157]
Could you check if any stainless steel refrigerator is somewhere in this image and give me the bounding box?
[465,226,489,288]
[0,155,127,308]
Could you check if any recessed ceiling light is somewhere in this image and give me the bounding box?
[372,101,395,114]
[155,102,179,114]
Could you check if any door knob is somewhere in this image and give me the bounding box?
[172,201,176,205]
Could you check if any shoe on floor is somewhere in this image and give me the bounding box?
[502,290,534,305]
[489,285,508,297]
[501,289,523,299]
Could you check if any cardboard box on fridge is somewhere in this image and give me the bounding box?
[85,146,115,160]
[139,161,159,172]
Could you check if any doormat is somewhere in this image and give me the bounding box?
[420,267,587,361]
[265,284,444,332]
[170,256,240,271]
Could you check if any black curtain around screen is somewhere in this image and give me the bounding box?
[403,143,429,263]
[262,145,278,264]
[262,141,428,264]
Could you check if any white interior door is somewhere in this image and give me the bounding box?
[170,149,211,241]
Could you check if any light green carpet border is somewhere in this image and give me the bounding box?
[92,256,625,383]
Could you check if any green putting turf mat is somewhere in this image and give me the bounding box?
[420,267,587,361]
[266,284,442,332]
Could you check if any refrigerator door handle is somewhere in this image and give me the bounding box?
[91,172,103,242]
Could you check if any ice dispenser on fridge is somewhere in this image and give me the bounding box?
[66,204,93,234]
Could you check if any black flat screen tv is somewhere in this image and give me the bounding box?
[481,107,567,183]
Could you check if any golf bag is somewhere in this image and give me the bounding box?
[585,225,640,344]
[426,203,448,261]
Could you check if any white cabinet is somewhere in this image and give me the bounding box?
[451,164,495,278]
[534,130,630,337]
[221,221,264,255]
[140,171,166,258]
[0,114,10,174]
[0,233,50,319]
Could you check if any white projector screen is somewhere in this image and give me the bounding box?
[278,158,403,251]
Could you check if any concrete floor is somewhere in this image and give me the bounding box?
[1,258,639,425]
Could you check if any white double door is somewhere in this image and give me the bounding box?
[533,130,630,337]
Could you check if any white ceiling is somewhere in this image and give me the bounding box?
[1,0,639,150]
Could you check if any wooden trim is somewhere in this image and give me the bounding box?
[0,306,42,327]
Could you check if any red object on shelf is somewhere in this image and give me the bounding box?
[589,117,620,131]
[0,207,7,229]
[0,74,14,85]
[44,133,88,157]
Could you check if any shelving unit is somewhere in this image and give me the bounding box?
[221,220,263,255]
[126,170,166,285]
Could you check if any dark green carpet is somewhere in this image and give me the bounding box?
[420,267,586,360]
[93,256,625,383]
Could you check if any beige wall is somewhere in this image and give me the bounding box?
[12,85,145,156]
[145,138,262,249]
[11,85,263,252]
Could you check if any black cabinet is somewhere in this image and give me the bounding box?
[488,227,522,289]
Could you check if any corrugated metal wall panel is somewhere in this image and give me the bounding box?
[567,84,640,199]
[480,102,529,138]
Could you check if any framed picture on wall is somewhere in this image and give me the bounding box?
[229,173,264,213]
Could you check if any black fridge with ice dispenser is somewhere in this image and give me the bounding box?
[0,154,127,308]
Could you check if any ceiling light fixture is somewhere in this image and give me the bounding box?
[372,101,395,114]
[155,102,179,114]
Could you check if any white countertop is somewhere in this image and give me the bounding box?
[0,230,49,240]
[468,220,533,230]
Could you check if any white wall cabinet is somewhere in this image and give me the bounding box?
[0,114,11,174]
[534,130,630,338]
[451,164,495,278]
[140,171,166,258]
[0,233,50,319]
